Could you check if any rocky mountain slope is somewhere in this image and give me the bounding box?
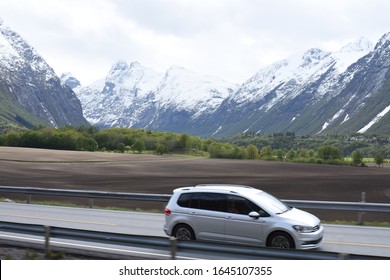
[0,20,88,131]
[204,37,388,137]
[75,32,390,137]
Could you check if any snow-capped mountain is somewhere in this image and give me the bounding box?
[74,60,163,128]
[157,65,235,115]
[0,20,88,129]
[317,32,390,135]
[202,37,388,137]
[5,15,387,137]
[75,32,390,137]
[76,61,236,131]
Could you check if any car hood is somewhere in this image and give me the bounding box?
[278,207,320,226]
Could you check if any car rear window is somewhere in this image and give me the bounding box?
[177,193,192,207]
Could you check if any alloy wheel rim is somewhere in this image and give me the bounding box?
[176,228,191,240]
[271,236,290,248]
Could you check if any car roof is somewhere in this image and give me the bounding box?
[174,184,264,196]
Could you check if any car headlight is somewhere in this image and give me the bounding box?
[293,225,316,233]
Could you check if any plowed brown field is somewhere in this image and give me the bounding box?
[1,147,389,221]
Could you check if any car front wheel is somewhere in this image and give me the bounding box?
[267,232,295,249]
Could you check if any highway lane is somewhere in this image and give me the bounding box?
[1,202,389,258]
[0,202,164,236]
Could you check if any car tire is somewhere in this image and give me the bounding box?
[267,232,295,249]
[173,224,196,240]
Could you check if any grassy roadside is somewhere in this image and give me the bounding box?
[0,198,162,213]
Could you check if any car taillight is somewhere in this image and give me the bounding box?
[164,208,171,216]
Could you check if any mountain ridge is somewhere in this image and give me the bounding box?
[2,18,388,137]
[74,34,390,137]
[72,60,237,130]
[0,20,88,130]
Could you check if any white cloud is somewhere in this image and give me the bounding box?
[0,0,389,85]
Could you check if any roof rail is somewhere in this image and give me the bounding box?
[194,184,254,189]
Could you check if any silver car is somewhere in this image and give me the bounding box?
[164,184,324,249]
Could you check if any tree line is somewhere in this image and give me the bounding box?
[0,126,241,157]
[0,126,387,166]
[225,132,389,164]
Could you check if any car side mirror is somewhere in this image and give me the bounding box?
[249,211,260,219]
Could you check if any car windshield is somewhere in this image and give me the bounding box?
[253,191,290,214]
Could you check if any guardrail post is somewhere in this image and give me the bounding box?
[88,198,94,208]
[45,225,51,258]
[358,192,366,225]
[27,194,32,204]
[170,237,177,260]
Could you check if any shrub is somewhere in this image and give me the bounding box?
[351,150,364,166]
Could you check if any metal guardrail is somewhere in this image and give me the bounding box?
[284,199,390,213]
[0,221,387,260]
[0,186,171,208]
[1,186,390,213]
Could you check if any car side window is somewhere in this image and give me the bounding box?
[192,193,226,212]
[228,195,270,217]
[177,192,227,212]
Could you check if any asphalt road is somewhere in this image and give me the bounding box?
[1,202,389,258]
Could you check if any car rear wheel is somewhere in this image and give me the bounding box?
[173,224,195,240]
[267,232,295,249]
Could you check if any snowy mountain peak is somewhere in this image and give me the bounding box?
[103,60,163,94]
[0,20,88,128]
[60,72,81,91]
[332,38,374,73]
[301,48,330,64]
[77,60,236,128]
[157,64,236,113]
[0,19,56,81]
[109,59,131,72]
[232,36,376,108]
[234,47,334,104]
[339,37,374,53]
[109,60,145,73]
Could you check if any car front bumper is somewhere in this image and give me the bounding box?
[295,225,325,249]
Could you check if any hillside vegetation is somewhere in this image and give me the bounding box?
[0,126,388,166]
[0,87,47,132]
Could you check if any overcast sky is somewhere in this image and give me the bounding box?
[1,0,389,85]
